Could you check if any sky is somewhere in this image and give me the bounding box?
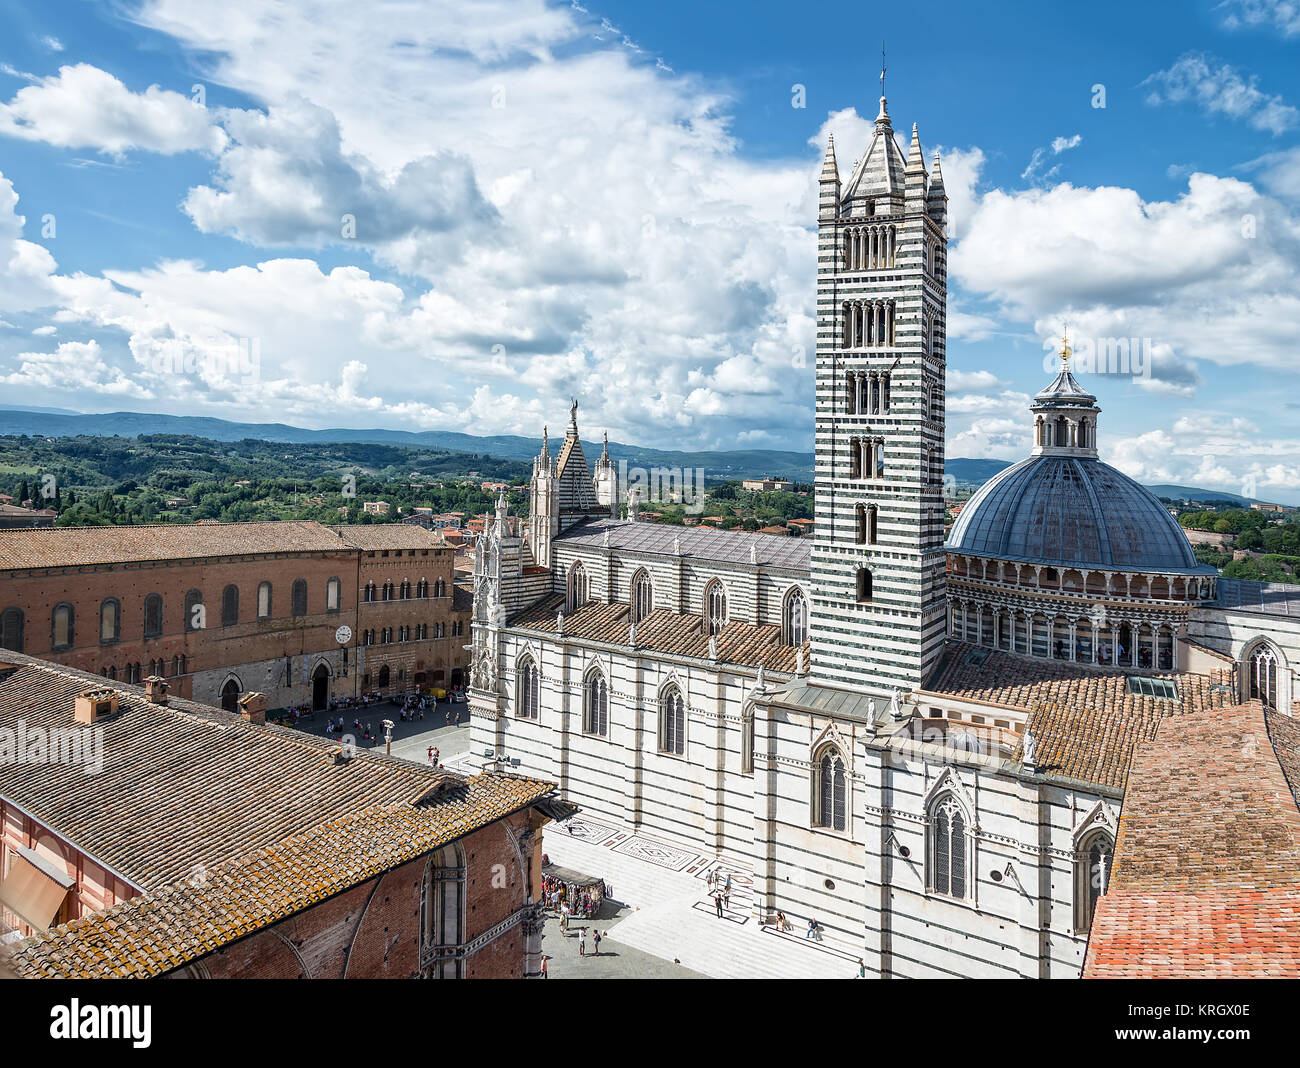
[0,0,1297,502]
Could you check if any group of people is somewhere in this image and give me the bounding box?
[325,716,378,741]
[706,869,735,917]
[542,872,607,920]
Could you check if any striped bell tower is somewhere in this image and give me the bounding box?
[809,75,949,696]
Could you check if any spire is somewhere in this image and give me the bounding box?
[566,398,579,438]
[875,40,890,126]
[600,430,609,462]
[820,134,839,182]
[905,122,927,210]
[540,425,551,462]
[927,150,948,226]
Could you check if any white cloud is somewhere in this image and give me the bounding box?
[0,173,60,314]
[1143,53,1298,135]
[39,36,64,53]
[0,64,226,156]
[946,369,1006,392]
[3,339,147,396]
[1022,133,1082,184]
[1219,0,1300,37]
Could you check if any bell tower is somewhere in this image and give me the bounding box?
[808,76,949,696]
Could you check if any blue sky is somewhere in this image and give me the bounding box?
[0,0,1297,501]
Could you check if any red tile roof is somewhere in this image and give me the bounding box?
[1083,702,1300,978]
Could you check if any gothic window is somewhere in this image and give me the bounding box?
[704,580,728,636]
[660,684,686,755]
[291,578,308,617]
[880,373,891,413]
[435,578,447,597]
[845,371,857,414]
[383,581,394,601]
[184,589,205,631]
[420,843,467,979]
[0,606,22,652]
[1074,829,1114,932]
[1248,643,1280,709]
[631,569,653,624]
[326,577,341,612]
[378,664,390,689]
[928,795,968,898]
[100,598,121,643]
[567,562,589,613]
[258,581,273,618]
[856,568,873,603]
[783,587,808,646]
[874,440,885,479]
[517,657,539,719]
[814,748,847,831]
[584,670,608,736]
[417,579,428,598]
[848,436,862,479]
[52,603,74,649]
[221,584,239,627]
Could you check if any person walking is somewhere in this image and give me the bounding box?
[541,955,548,979]
[578,929,586,957]
[715,893,724,918]
[592,930,601,956]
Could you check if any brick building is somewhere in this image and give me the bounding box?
[0,651,571,978]
[0,521,471,713]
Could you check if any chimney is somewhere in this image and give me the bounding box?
[237,691,267,725]
[74,688,118,725]
[143,675,170,705]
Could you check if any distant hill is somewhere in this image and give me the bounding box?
[0,408,813,482]
[0,410,1285,505]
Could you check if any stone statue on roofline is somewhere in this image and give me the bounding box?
[1023,730,1037,767]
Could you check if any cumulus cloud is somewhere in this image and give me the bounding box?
[0,173,60,314]
[1143,53,1298,135]
[2,339,147,396]
[0,64,226,155]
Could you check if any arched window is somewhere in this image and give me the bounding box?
[420,843,467,978]
[1074,829,1114,932]
[567,562,588,612]
[383,581,393,601]
[704,580,727,636]
[584,670,608,736]
[815,748,847,831]
[928,795,968,898]
[517,657,539,719]
[100,598,121,643]
[51,603,74,649]
[1,607,23,652]
[1249,643,1279,709]
[631,569,653,624]
[364,581,376,603]
[660,685,685,755]
[400,580,411,600]
[140,593,162,638]
[220,678,241,713]
[417,579,428,598]
[856,568,872,603]
[783,587,808,646]
[291,578,308,617]
[221,584,239,627]
[257,581,273,619]
[378,664,391,689]
[326,577,341,612]
[184,589,204,632]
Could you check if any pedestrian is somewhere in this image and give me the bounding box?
[723,886,731,909]
[592,930,601,956]
[857,958,866,978]
[426,745,434,764]
[541,955,548,979]
[715,893,724,918]
[432,746,440,767]
[560,903,570,932]
[579,929,586,957]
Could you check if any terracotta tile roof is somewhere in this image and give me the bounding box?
[3,771,554,979]
[0,652,548,892]
[509,593,807,673]
[924,641,1235,791]
[1083,702,1300,978]
[0,521,350,571]
[335,524,448,551]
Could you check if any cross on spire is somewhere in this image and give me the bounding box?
[880,41,887,97]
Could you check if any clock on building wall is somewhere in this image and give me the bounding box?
[335,625,352,645]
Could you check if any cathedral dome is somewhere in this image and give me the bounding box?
[946,453,1206,573]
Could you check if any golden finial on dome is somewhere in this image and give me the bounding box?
[1060,328,1072,364]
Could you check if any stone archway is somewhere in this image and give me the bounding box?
[220,677,241,713]
[311,662,331,711]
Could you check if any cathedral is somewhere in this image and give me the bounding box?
[468,88,1299,977]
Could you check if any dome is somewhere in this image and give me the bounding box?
[946,454,1211,574]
